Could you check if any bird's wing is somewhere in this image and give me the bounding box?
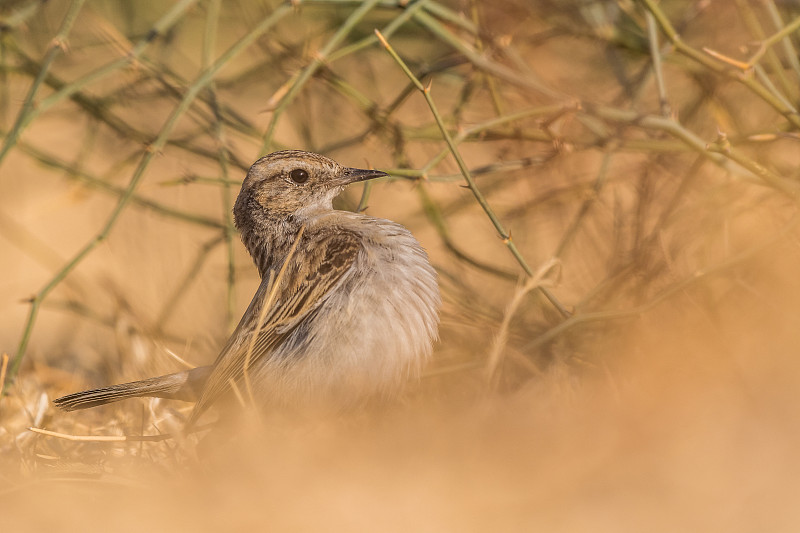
[186,230,362,426]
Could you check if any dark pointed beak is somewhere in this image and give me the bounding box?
[338,167,389,186]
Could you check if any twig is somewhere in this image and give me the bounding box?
[0,353,8,398]
[156,235,225,329]
[8,4,294,384]
[645,11,670,117]
[639,0,800,129]
[584,103,798,199]
[326,0,431,63]
[485,258,560,388]
[356,180,373,213]
[418,184,516,280]
[763,2,800,79]
[735,0,797,101]
[376,30,570,318]
[412,10,560,98]
[243,226,306,403]
[203,0,237,330]
[28,427,173,442]
[554,151,613,258]
[524,212,800,352]
[0,0,87,167]
[0,0,49,30]
[0,0,201,168]
[15,140,224,229]
[260,0,384,153]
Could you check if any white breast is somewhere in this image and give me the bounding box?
[252,214,441,411]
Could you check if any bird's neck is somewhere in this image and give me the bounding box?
[239,216,305,279]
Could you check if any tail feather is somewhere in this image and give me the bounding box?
[53,366,212,412]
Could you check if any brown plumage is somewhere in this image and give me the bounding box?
[54,150,441,428]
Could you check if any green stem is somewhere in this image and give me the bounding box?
[203,0,236,330]
[639,0,800,129]
[8,4,293,383]
[260,0,383,154]
[376,30,570,318]
[0,0,87,167]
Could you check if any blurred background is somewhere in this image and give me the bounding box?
[2,0,800,530]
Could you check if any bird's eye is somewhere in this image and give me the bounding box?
[289,168,309,184]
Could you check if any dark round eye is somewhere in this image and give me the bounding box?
[289,168,309,184]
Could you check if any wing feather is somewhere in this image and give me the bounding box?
[186,230,362,426]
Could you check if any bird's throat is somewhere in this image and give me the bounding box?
[240,219,304,279]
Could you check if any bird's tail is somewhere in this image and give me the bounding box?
[53,366,212,412]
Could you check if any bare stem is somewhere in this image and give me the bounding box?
[375,29,570,318]
[0,0,87,167]
[7,4,293,384]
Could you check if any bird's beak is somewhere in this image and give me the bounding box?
[338,167,389,186]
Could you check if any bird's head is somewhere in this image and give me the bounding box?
[234,150,387,230]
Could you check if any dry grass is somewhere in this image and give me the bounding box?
[2,0,800,530]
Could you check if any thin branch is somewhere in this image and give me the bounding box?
[0,0,87,166]
[376,29,570,318]
[8,4,294,383]
[260,0,384,153]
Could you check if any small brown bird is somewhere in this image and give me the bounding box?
[54,150,441,427]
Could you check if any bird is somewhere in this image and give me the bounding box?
[54,150,441,428]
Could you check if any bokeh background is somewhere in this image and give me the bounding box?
[2,0,800,530]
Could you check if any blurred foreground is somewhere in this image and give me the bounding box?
[5,257,800,531]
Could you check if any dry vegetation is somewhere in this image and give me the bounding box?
[2,0,800,530]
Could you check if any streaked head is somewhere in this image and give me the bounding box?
[234,150,387,228]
